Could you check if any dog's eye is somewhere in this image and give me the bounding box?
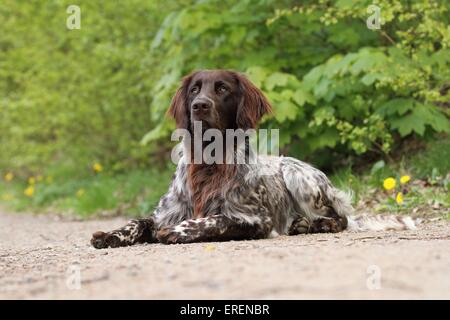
[190,86,200,94]
[217,85,228,94]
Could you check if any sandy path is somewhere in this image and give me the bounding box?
[0,209,449,299]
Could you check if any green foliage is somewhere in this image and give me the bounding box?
[408,137,450,179]
[331,137,450,217]
[0,0,449,217]
[143,0,450,163]
[0,0,180,172]
[0,166,174,217]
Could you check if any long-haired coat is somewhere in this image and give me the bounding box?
[91,70,415,248]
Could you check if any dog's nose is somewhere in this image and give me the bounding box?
[192,99,212,113]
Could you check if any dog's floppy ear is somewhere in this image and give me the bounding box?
[234,72,272,130]
[167,73,194,129]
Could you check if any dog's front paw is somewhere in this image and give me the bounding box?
[310,218,339,233]
[288,217,310,235]
[91,231,122,249]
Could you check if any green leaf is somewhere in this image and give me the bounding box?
[377,98,416,116]
[422,104,450,133]
[390,108,425,137]
[361,73,383,86]
[350,50,386,76]
[390,103,450,137]
[371,160,385,174]
[307,128,339,150]
[303,65,324,90]
[246,66,269,88]
[292,87,315,106]
[274,100,298,122]
[313,78,331,97]
[265,72,290,91]
[140,122,173,145]
[336,0,356,9]
[151,11,178,50]
[280,89,294,99]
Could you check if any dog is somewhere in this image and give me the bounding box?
[91,69,415,249]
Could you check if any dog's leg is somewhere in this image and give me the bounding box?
[309,212,348,233]
[91,218,157,249]
[288,216,311,235]
[288,210,348,235]
[157,215,272,244]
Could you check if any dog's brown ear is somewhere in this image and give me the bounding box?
[234,72,272,130]
[167,73,194,129]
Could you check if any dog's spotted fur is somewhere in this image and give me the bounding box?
[91,70,414,249]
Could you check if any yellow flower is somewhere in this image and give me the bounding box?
[383,177,396,190]
[204,244,216,252]
[24,186,34,197]
[76,189,85,197]
[28,177,36,185]
[396,192,404,204]
[93,163,103,173]
[400,175,411,184]
[36,175,43,182]
[4,172,14,182]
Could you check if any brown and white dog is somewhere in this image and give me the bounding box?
[91,70,415,249]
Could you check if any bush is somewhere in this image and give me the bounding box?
[143,0,450,168]
[0,0,449,175]
[0,0,178,172]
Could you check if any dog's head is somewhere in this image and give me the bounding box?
[167,70,272,132]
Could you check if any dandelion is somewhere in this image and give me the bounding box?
[76,189,85,197]
[93,163,103,173]
[383,177,396,190]
[400,175,411,184]
[28,177,36,185]
[396,192,404,204]
[4,172,14,182]
[24,186,34,197]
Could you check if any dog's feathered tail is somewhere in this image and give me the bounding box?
[347,214,417,232]
[331,188,417,232]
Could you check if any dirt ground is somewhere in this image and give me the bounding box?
[0,208,449,299]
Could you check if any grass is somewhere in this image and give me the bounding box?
[1,137,449,219]
[0,165,175,218]
[330,137,450,218]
